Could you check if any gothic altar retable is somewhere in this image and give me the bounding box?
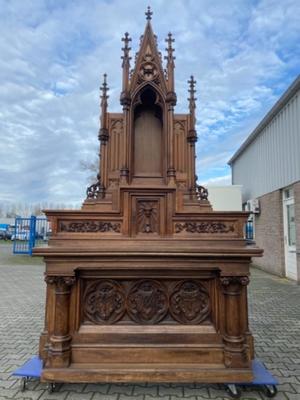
[34,9,262,384]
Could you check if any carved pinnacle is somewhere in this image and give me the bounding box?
[188,75,196,99]
[100,73,109,101]
[165,32,175,59]
[121,32,132,63]
[188,75,197,112]
[145,6,153,20]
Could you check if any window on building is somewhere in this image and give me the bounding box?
[284,188,294,200]
[287,203,296,246]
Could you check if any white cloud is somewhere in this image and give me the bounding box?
[203,175,232,186]
[0,0,299,205]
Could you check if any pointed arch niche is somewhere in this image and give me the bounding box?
[132,86,163,178]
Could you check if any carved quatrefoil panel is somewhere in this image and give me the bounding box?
[84,280,126,324]
[127,280,168,324]
[169,280,210,324]
[83,279,210,325]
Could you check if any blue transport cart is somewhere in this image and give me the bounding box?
[12,356,278,397]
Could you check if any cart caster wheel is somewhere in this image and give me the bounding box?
[263,384,277,398]
[47,382,56,393]
[20,377,28,392]
[226,384,241,399]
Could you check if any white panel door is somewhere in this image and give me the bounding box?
[283,188,297,280]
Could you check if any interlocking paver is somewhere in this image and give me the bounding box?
[158,384,184,397]
[133,384,158,396]
[183,384,210,398]
[60,383,86,392]
[65,392,94,400]
[83,383,111,393]
[0,243,300,400]
[91,395,119,400]
[108,383,134,395]
[13,389,45,400]
[119,395,145,400]
[38,390,68,400]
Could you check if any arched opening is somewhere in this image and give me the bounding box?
[133,87,163,177]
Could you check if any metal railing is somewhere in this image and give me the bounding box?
[245,220,254,240]
[13,216,50,255]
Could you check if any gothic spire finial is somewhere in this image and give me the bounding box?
[164,32,176,95]
[100,73,109,135]
[165,32,175,63]
[145,6,153,21]
[187,75,197,143]
[100,73,109,101]
[121,32,132,66]
[122,32,132,53]
[188,75,197,111]
[166,33,175,51]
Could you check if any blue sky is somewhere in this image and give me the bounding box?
[0,0,299,205]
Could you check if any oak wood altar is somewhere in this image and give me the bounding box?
[34,8,263,384]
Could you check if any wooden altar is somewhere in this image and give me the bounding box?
[35,8,262,384]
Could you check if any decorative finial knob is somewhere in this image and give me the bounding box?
[145,6,153,20]
[122,32,132,48]
[166,32,175,47]
[165,32,175,61]
[100,73,109,100]
[188,75,197,117]
[121,32,132,62]
[188,75,196,99]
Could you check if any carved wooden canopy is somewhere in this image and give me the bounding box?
[84,9,210,220]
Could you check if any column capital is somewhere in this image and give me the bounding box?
[220,276,249,287]
[45,275,76,288]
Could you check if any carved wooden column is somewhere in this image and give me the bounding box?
[45,276,76,368]
[220,276,250,368]
[187,135,197,194]
[187,76,197,194]
[166,99,176,184]
[120,99,130,184]
[99,132,109,189]
[165,32,177,184]
[99,74,109,188]
[120,32,131,184]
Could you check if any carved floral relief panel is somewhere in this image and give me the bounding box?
[82,278,211,325]
[174,221,237,236]
[58,220,121,233]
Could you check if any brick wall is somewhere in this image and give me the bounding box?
[252,189,285,276]
[293,181,300,282]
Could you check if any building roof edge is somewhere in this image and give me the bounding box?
[228,74,300,165]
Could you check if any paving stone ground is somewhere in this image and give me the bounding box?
[0,242,299,400]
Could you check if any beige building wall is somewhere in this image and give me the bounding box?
[252,181,300,282]
[252,190,285,276]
